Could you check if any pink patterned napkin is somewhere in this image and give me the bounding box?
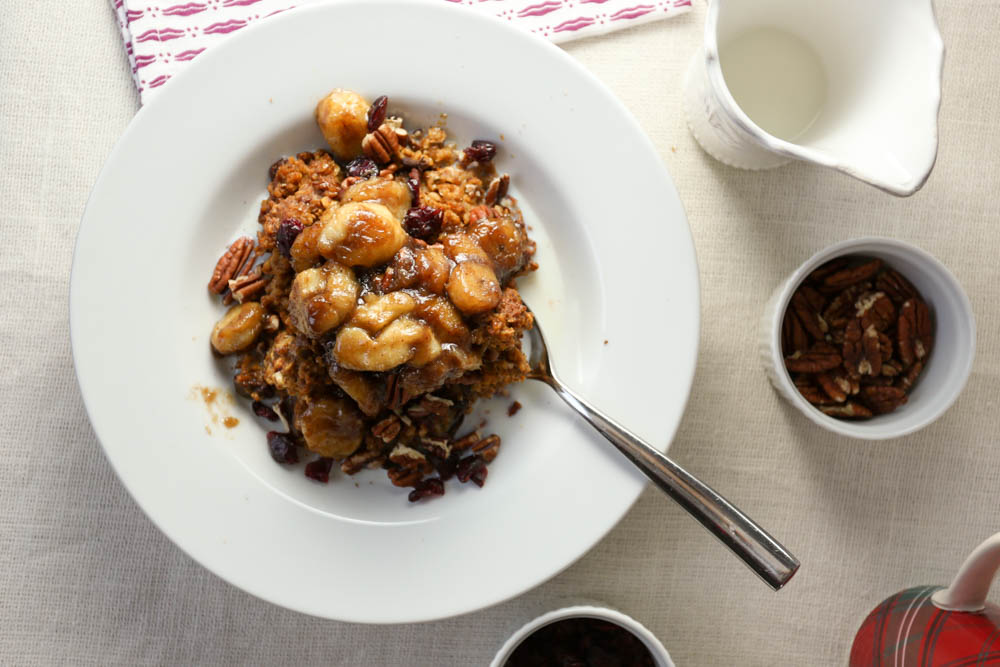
[110,0,690,104]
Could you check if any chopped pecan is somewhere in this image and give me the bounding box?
[470,434,501,462]
[822,282,872,329]
[226,267,269,305]
[387,444,432,487]
[843,320,882,377]
[876,269,917,304]
[861,385,908,414]
[796,382,834,405]
[361,123,401,164]
[822,258,882,290]
[387,466,427,487]
[340,448,386,476]
[820,402,873,419]
[898,298,933,367]
[790,289,828,340]
[484,174,510,206]
[856,291,896,332]
[208,237,254,294]
[406,395,453,419]
[785,344,842,373]
[419,437,451,460]
[451,431,482,451]
[371,414,403,443]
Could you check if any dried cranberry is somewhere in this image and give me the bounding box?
[469,465,488,488]
[267,157,286,181]
[275,218,303,258]
[465,140,497,163]
[234,375,273,400]
[304,457,334,483]
[403,206,443,241]
[407,168,421,206]
[429,453,458,481]
[345,157,379,180]
[408,477,445,502]
[456,455,486,484]
[366,95,388,132]
[277,395,295,424]
[252,401,279,422]
[266,431,298,464]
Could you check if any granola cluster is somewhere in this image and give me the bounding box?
[783,257,934,419]
[207,89,536,501]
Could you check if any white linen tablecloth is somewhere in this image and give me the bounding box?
[3,0,1000,664]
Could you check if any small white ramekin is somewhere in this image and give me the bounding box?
[760,237,976,440]
[490,604,674,667]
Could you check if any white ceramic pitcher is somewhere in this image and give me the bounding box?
[683,0,944,196]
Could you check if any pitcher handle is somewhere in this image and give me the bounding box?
[932,533,1000,612]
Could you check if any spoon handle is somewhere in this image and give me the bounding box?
[549,380,800,590]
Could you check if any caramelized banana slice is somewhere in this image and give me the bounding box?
[315,89,369,161]
[317,202,408,268]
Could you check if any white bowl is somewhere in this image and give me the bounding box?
[759,237,975,440]
[69,0,699,622]
[490,604,674,667]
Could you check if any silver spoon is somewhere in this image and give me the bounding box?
[524,311,800,590]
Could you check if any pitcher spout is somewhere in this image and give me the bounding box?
[686,0,945,196]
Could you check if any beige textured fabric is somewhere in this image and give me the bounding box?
[3,0,999,664]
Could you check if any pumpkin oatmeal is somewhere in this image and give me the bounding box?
[206,89,536,502]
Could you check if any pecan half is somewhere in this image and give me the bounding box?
[898,298,933,367]
[897,360,924,391]
[861,385,908,415]
[821,258,883,290]
[856,291,896,332]
[822,282,872,330]
[484,174,510,206]
[208,237,254,294]
[782,310,809,355]
[808,257,849,284]
[876,269,917,305]
[820,402,873,419]
[816,370,858,403]
[785,344,843,373]
[881,359,901,378]
[791,289,828,340]
[843,319,882,377]
[361,123,401,164]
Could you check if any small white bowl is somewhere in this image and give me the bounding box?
[490,604,674,667]
[759,237,976,440]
